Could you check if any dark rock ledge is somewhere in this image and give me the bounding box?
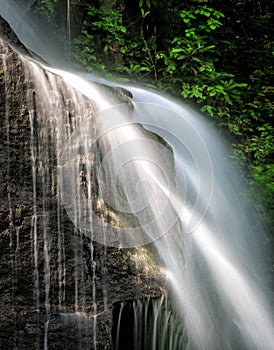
[0,15,167,350]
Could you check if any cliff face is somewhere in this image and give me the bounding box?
[0,16,165,350]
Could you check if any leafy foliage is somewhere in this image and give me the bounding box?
[73,3,157,79]
[74,5,127,74]
[34,0,58,20]
[34,0,274,233]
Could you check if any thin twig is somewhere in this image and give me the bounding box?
[140,17,157,81]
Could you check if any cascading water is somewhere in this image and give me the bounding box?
[125,90,274,349]
[0,5,274,350]
[24,58,274,349]
[53,67,274,348]
[23,58,102,349]
[66,0,71,64]
[113,295,186,350]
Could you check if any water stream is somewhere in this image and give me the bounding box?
[22,56,274,350]
[66,0,71,64]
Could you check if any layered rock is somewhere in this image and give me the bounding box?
[0,15,165,350]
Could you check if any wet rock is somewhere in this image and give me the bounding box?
[0,15,166,350]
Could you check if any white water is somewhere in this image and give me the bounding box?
[46,65,274,349]
[21,58,102,348]
[9,50,274,350]
[114,296,186,349]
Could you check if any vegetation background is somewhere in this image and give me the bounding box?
[32,0,273,256]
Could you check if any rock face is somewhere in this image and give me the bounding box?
[0,16,165,350]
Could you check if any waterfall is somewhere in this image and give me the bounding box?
[56,71,274,348]
[23,57,273,349]
[0,6,274,350]
[113,296,187,350]
[66,0,71,64]
[22,57,102,348]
